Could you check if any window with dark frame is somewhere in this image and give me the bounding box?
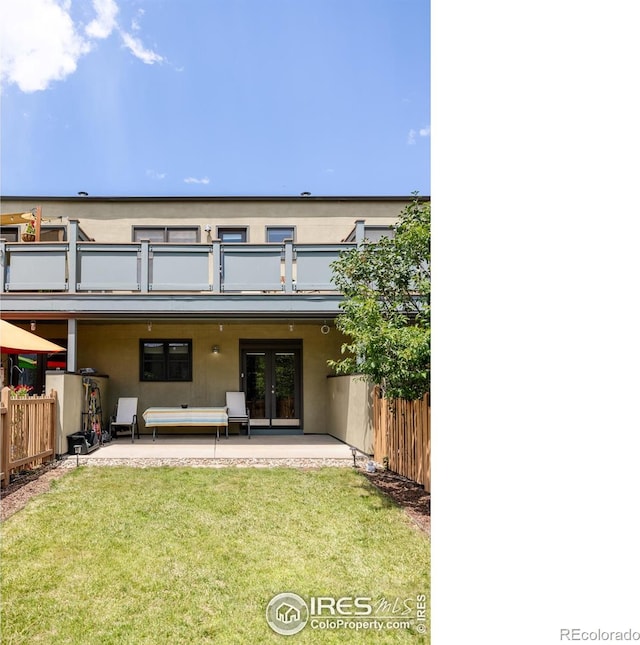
[0,227,20,241]
[266,226,295,243]
[40,226,67,241]
[0,226,66,242]
[133,227,200,243]
[140,340,193,381]
[217,227,248,242]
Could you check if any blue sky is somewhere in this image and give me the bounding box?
[0,0,429,197]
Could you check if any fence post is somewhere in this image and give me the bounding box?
[1,387,11,488]
[49,389,58,455]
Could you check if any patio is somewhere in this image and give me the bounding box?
[82,434,358,461]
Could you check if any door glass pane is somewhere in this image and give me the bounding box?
[274,352,296,420]
[15,354,38,389]
[246,353,266,420]
[46,350,67,370]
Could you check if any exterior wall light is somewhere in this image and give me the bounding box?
[212,345,220,354]
[30,321,36,331]
[320,323,330,335]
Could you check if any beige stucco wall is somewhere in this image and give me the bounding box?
[326,375,374,454]
[70,320,345,435]
[45,372,110,455]
[1,197,406,244]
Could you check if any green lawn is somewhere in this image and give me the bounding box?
[1,467,429,644]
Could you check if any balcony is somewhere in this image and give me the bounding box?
[0,220,365,317]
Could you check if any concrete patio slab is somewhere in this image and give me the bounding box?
[84,434,355,460]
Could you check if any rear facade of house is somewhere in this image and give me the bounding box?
[0,195,425,450]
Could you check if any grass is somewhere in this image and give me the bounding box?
[1,467,429,644]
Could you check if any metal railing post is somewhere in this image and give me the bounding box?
[284,238,293,292]
[68,220,79,293]
[140,239,150,293]
[213,239,221,292]
[67,319,78,373]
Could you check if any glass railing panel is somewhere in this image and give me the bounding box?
[4,243,68,291]
[149,244,211,291]
[77,244,140,291]
[293,244,354,291]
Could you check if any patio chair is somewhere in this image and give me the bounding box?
[110,397,140,443]
[226,391,251,439]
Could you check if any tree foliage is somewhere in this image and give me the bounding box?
[329,196,430,400]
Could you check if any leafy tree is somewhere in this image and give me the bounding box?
[329,196,430,400]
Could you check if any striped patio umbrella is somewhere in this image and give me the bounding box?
[0,320,65,354]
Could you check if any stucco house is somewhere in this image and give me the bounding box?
[0,194,427,455]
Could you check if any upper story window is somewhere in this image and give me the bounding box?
[0,226,66,242]
[266,226,295,243]
[217,227,248,242]
[140,340,192,381]
[40,226,66,242]
[343,225,395,243]
[0,227,19,241]
[133,227,200,243]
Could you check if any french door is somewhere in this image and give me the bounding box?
[240,341,302,429]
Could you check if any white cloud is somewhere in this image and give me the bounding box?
[85,0,118,39]
[120,31,164,65]
[146,169,166,180]
[131,8,144,31]
[0,0,164,93]
[0,0,91,92]
[407,127,430,145]
[184,177,210,185]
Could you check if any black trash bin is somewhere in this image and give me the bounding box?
[67,432,99,455]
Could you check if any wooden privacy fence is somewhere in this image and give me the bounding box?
[373,387,430,491]
[0,387,57,488]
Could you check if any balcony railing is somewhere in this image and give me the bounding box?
[0,220,365,295]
